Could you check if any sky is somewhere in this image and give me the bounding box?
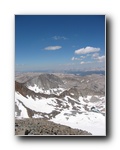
[15,15,105,72]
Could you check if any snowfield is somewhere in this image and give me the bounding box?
[50,109,105,135]
[15,92,105,136]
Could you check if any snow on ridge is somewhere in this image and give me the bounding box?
[27,84,65,95]
[15,92,56,114]
[15,96,29,119]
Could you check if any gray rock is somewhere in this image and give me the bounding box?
[15,118,92,135]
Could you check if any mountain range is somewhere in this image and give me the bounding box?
[15,73,105,135]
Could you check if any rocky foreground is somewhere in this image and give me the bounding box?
[15,118,92,135]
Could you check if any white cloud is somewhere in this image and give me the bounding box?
[52,36,67,40]
[80,61,85,64]
[92,53,99,58]
[71,57,82,61]
[80,61,92,64]
[44,46,62,50]
[71,57,75,61]
[92,53,105,62]
[80,56,86,59]
[75,46,100,55]
[97,55,105,62]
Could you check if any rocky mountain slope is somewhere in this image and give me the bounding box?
[15,118,92,135]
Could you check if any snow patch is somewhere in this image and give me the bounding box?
[15,97,29,119]
[27,84,65,95]
[81,79,84,83]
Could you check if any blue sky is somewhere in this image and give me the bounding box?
[15,15,105,71]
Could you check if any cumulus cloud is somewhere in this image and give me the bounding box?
[52,36,67,40]
[44,46,62,50]
[75,46,100,55]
